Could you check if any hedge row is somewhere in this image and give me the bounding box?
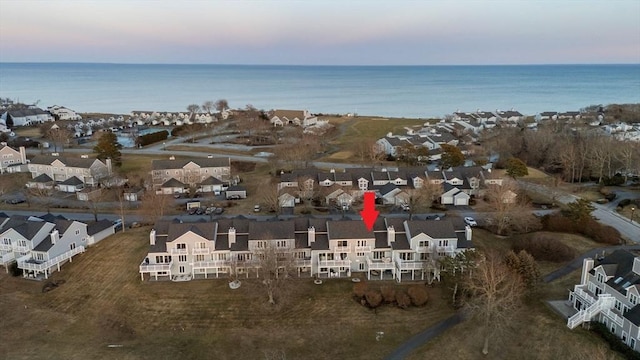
[353,283,428,309]
[541,215,621,245]
[591,322,640,360]
[136,130,169,147]
[512,234,576,262]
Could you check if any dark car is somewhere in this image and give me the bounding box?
[214,207,224,215]
[5,198,25,204]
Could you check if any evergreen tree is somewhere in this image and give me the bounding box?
[505,157,529,178]
[440,144,465,169]
[563,198,595,222]
[93,132,122,166]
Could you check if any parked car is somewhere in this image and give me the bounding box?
[254,205,261,212]
[464,217,477,226]
[5,198,25,204]
[113,219,123,231]
[214,207,224,215]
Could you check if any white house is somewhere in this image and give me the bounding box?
[28,155,112,187]
[269,109,318,128]
[567,250,640,352]
[0,108,54,127]
[47,105,82,121]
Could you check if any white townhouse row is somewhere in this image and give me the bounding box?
[0,213,115,279]
[268,109,323,128]
[375,131,459,158]
[139,216,474,282]
[568,250,640,352]
[0,107,54,128]
[47,105,82,121]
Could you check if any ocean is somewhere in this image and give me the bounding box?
[0,63,639,118]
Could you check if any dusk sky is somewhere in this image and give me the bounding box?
[1,0,639,65]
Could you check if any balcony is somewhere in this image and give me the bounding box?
[18,246,85,273]
[192,260,229,269]
[192,248,211,255]
[573,287,597,306]
[14,245,31,253]
[602,308,625,327]
[140,262,172,273]
[334,245,350,252]
[295,259,312,267]
[170,248,188,255]
[318,259,351,267]
[436,245,455,254]
[1,252,15,264]
[396,260,424,270]
[416,246,433,253]
[355,246,372,253]
[367,257,395,270]
[0,244,13,252]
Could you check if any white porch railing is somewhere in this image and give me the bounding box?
[140,262,172,273]
[170,248,188,255]
[14,245,31,253]
[396,260,424,270]
[573,287,597,306]
[1,252,15,264]
[318,259,351,267]
[602,308,625,327]
[295,259,311,267]
[367,258,395,270]
[334,245,350,252]
[192,248,211,255]
[567,294,615,329]
[355,246,371,252]
[18,246,85,272]
[416,246,433,253]
[192,260,229,269]
[436,245,455,253]
[0,244,13,251]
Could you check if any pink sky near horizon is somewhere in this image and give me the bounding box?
[1,0,639,65]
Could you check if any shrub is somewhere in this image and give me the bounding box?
[618,199,631,207]
[396,291,411,309]
[135,130,169,147]
[380,285,396,304]
[353,282,368,300]
[512,234,576,262]
[591,322,640,360]
[9,262,22,277]
[364,289,383,309]
[407,285,429,306]
[541,215,578,233]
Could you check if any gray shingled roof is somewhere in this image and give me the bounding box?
[152,157,229,170]
[406,220,457,239]
[31,173,54,183]
[327,219,374,240]
[87,219,113,235]
[59,176,84,186]
[161,178,186,188]
[248,220,295,240]
[199,176,224,185]
[30,155,99,168]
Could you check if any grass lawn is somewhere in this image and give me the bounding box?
[0,228,456,360]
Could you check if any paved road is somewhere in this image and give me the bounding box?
[519,182,640,243]
[384,313,464,360]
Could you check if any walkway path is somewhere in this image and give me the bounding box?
[384,313,464,360]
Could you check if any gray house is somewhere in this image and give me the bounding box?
[568,250,640,351]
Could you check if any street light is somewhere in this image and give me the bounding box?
[632,207,636,223]
[163,142,166,151]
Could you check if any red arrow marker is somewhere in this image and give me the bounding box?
[360,191,379,231]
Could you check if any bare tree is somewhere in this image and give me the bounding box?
[26,186,54,212]
[186,104,200,122]
[201,100,214,114]
[464,251,524,355]
[45,126,73,153]
[138,190,173,224]
[261,180,282,218]
[215,99,229,113]
[354,138,384,165]
[254,241,295,305]
[85,188,107,222]
[484,179,534,235]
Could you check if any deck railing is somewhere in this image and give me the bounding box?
[140,262,172,273]
[18,246,85,272]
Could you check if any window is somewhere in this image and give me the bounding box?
[419,240,429,247]
[597,273,605,283]
[216,253,226,260]
[19,240,27,247]
[357,240,366,247]
[176,243,186,249]
[195,255,205,262]
[256,241,266,248]
[179,266,185,273]
[277,240,287,248]
[357,252,365,257]
[438,240,449,247]
[196,242,206,249]
[420,253,430,261]
[359,263,365,271]
[615,300,622,312]
[611,324,616,334]
[69,243,76,250]
[373,252,384,260]
[623,332,628,343]
[155,256,163,263]
[338,240,347,247]
[179,255,187,262]
[75,229,80,235]
[399,253,412,261]
[2,238,10,245]
[630,293,638,306]
[631,339,636,349]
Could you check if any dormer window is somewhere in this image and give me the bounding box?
[596,273,605,283]
[630,293,638,306]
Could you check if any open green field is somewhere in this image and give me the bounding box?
[0,228,623,359]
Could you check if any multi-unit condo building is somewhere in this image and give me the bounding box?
[568,249,640,352]
[139,216,473,282]
[0,145,28,174]
[27,155,112,191]
[278,166,502,208]
[151,157,231,194]
[0,107,54,127]
[47,105,82,121]
[268,109,319,128]
[0,213,115,278]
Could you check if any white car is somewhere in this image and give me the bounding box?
[464,217,477,226]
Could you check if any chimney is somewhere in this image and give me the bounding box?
[229,227,236,246]
[581,258,595,285]
[465,225,472,241]
[105,158,112,175]
[308,226,315,245]
[50,229,59,245]
[150,229,156,246]
[19,146,27,164]
[387,226,395,247]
